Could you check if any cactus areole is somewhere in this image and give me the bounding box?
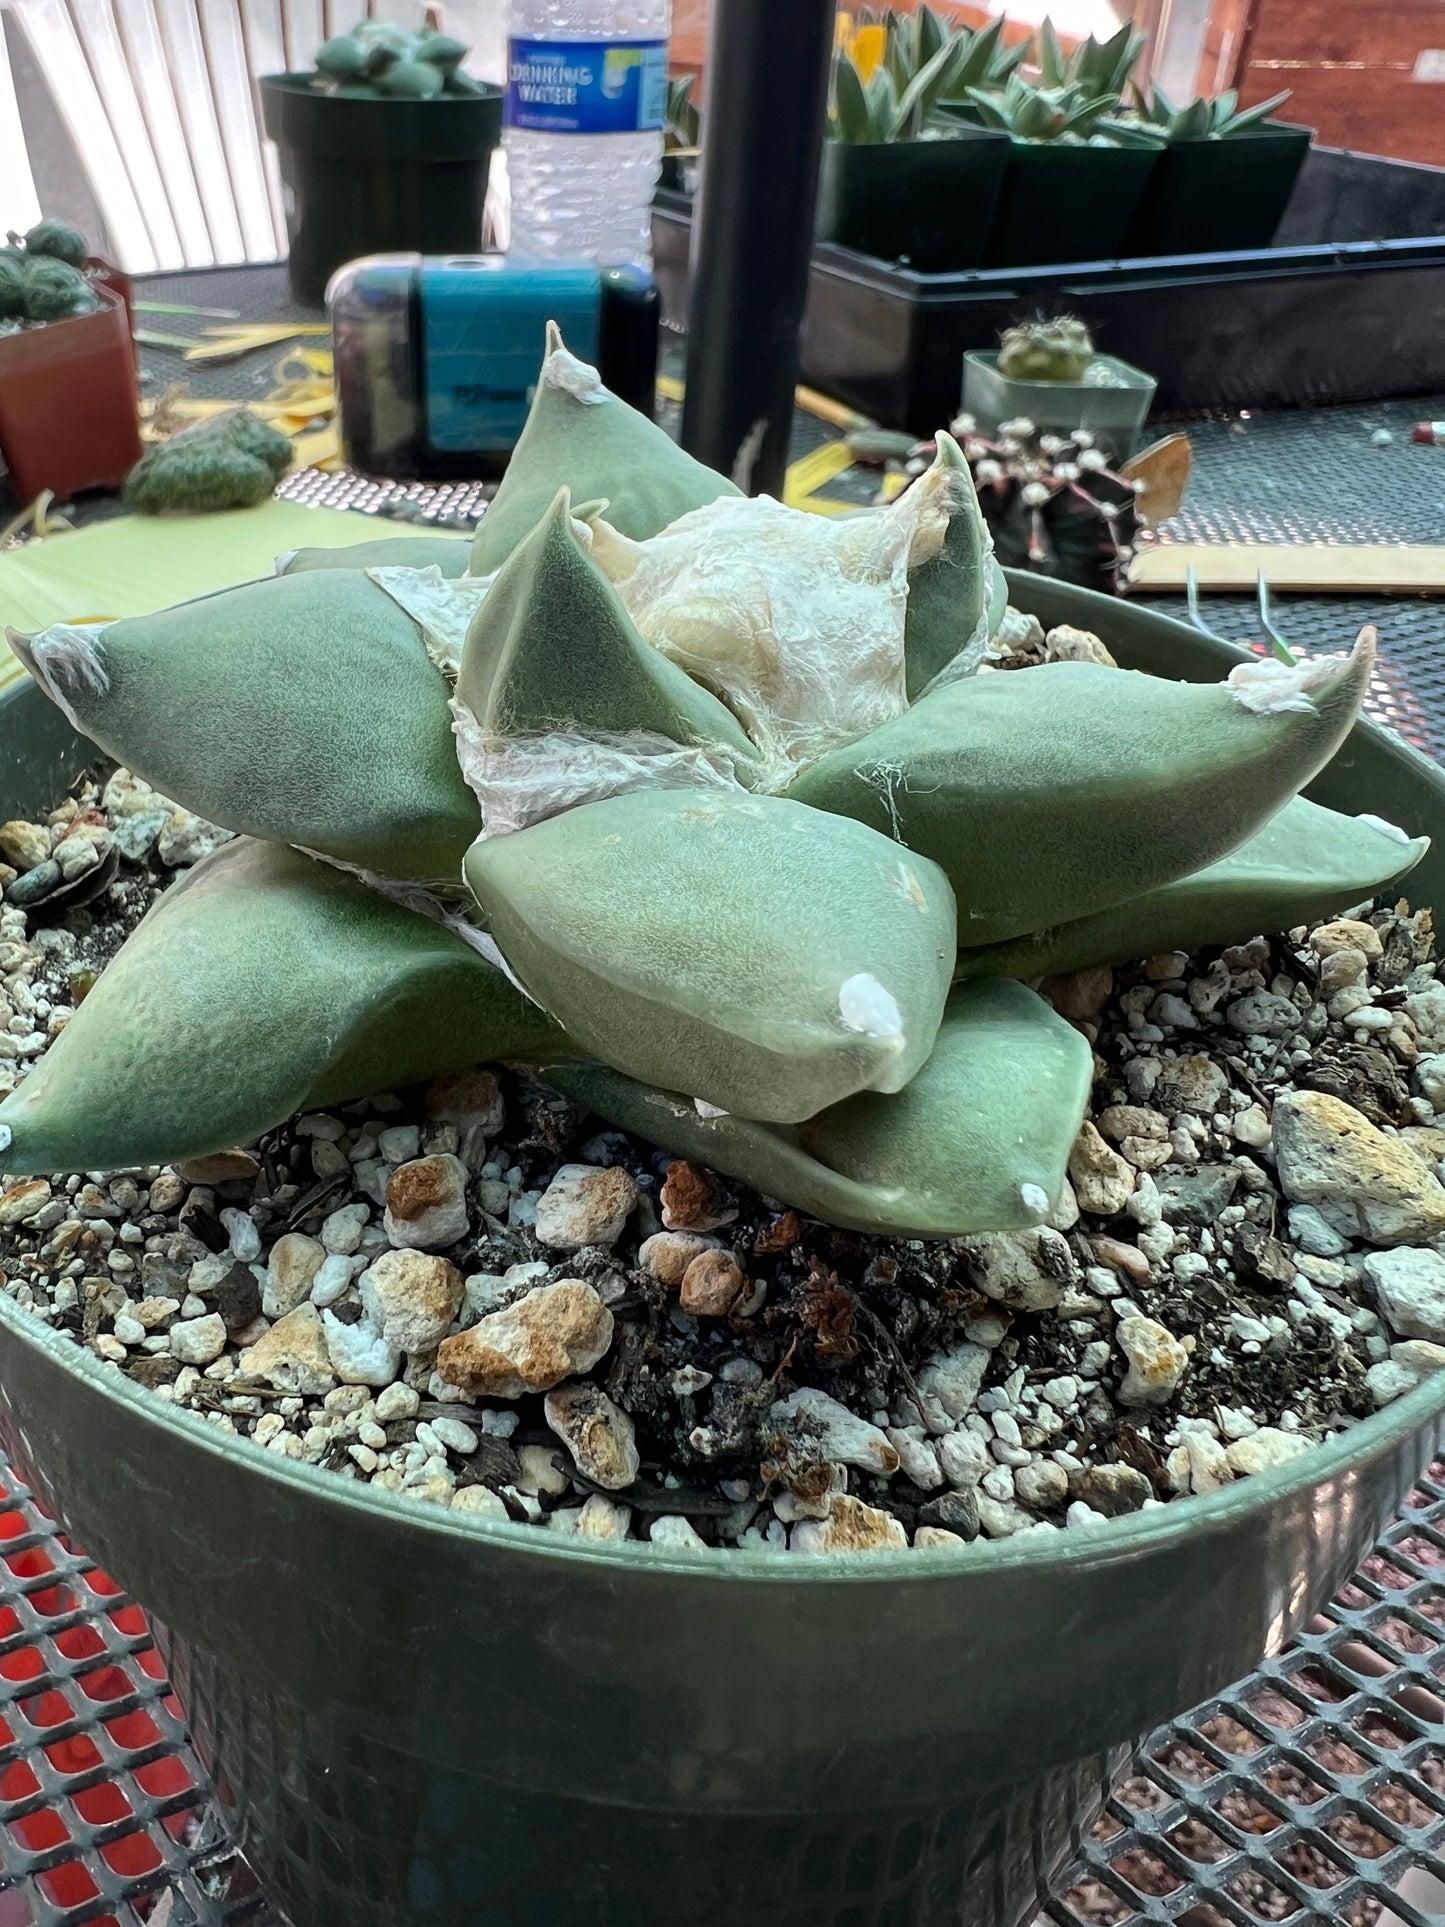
[1,328,1424,1239]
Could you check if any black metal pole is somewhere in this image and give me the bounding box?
[680,0,836,497]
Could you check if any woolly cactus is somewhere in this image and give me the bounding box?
[997,316,1094,382]
[2,328,1423,1240]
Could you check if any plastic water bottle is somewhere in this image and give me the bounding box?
[504,0,671,267]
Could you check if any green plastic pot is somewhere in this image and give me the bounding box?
[816,130,1011,274]
[0,576,1443,1927]
[1123,122,1313,258]
[260,74,503,308]
[982,140,1160,268]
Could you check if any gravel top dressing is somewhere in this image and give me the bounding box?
[2,619,1443,1557]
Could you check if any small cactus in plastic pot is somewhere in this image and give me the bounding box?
[259,23,502,304]
[997,315,1095,382]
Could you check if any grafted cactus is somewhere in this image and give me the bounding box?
[1,328,1424,1238]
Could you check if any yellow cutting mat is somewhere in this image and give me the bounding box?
[0,500,387,696]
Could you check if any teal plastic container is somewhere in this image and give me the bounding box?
[0,575,1442,1927]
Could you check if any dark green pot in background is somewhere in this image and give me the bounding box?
[260,75,503,307]
[0,576,1442,1927]
[983,141,1160,267]
[1123,122,1314,257]
[815,130,1011,273]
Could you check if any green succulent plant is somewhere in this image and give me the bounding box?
[964,18,1165,148]
[1035,17,1148,102]
[1,327,1423,1241]
[20,219,90,269]
[665,74,700,154]
[124,408,293,515]
[20,256,100,322]
[1130,81,1293,140]
[830,5,1025,144]
[0,252,25,321]
[963,72,1158,147]
[309,20,478,99]
[996,315,1094,382]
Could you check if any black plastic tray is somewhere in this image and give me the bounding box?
[654,147,1445,434]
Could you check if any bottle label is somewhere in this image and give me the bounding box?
[506,37,667,134]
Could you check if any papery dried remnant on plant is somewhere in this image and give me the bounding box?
[1,327,1425,1239]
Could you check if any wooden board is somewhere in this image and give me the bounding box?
[1129,543,1445,594]
[1234,0,1445,168]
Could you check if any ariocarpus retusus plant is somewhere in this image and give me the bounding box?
[0,327,1422,1236]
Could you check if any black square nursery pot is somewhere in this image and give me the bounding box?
[1123,121,1313,257]
[982,140,1160,268]
[260,74,503,308]
[815,129,1011,274]
[2,579,1445,1927]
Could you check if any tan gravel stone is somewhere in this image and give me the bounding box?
[438,1281,613,1397]
[1274,1090,1445,1244]
[239,1304,336,1395]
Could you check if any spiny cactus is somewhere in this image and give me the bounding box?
[2,326,1424,1240]
[997,316,1094,382]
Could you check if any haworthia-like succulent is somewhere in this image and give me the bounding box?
[955,795,1429,982]
[468,325,739,575]
[0,839,564,1175]
[280,533,473,577]
[456,487,758,768]
[465,788,957,1123]
[0,320,1415,1240]
[537,981,1090,1236]
[796,978,1093,1224]
[901,432,996,698]
[8,571,480,883]
[788,635,1376,947]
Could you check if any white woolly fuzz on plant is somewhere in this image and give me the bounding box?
[888,449,968,573]
[592,494,914,784]
[6,623,112,732]
[837,973,904,1043]
[273,550,298,574]
[898,453,1001,699]
[693,1099,729,1120]
[1227,628,1375,716]
[1357,812,1413,845]
[1020,1184,1050,1220]
[576,506,643,582]
[542,323,606,405]
[367,565,494,678]
[450,700,748,839]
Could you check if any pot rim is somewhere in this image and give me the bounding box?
[4,575,1443,1582]
[1154,120,1315,148]
[3,1281,1441,1579]
[258,69,503,102]
[963,346,1156,391]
